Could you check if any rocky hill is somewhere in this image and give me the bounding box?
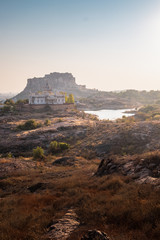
[0,108,160,240]
[12,72,160,109]
[11,72,139,109]
[13,72,97,101]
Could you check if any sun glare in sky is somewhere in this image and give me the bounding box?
[0,0,160,93]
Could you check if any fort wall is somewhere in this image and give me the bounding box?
[15,103,75,112]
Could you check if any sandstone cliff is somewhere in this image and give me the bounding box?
[13,72,97,101]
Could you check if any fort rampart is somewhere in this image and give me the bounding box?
[15,103,75,112]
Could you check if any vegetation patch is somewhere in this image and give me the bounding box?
[44,119,51,126]
[17,119,42,130]
[0,104,160,240]
[33,146,45,160]
[49,141,69,154]
[1,105,14,113]
[0,171,159,240]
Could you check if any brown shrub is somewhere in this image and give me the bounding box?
[0,169,159,240]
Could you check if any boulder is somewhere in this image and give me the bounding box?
[95,154,160,187]
[52,157,77,166]
[28,182,46,193]
[81,230,110,240]
[95,158,119,176]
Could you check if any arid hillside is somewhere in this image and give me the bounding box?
[0,107,160,240]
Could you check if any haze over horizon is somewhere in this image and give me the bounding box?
[1,0,160,93]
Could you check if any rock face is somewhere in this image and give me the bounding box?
[96,154,160,187]
[13,72,96,101]
[81,230,110,240]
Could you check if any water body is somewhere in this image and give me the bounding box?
[85,109,135,121]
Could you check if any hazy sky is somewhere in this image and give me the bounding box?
[1,0,160,93]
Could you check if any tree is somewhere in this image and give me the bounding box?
[67,94,74,103]
[65,94,68,103]
[2,105,12,112]
[17,119,41,130]
[16,99,29,105]
[4,99,15,105]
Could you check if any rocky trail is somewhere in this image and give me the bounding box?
[44,209,111,240]
[45,209,80,240]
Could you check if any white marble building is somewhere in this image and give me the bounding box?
[29,91,65,105]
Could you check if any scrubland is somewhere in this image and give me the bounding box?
[0,107,160,240]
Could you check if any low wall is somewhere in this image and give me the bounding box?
[15,103,75,112]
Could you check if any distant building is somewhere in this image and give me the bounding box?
[29,82,65,105]
[29,92,65,105]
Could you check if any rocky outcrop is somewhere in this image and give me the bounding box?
[81,230,110,240]
[46,209,80,240]
[13,72,96,101]
[96,154,160,187]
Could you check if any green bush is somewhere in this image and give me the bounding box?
[17,119,41,130]
[49,141,59,153]
[2,105,12,112]
[139,105,155,113]
[59,142,69,150]
[15,99,29,105]
[4,99,15,105]
[33,147,44,160]
[49,141,69,154]
[65,93,75,103]
[57,118,63,122]
[7,152,13,158]
[44,119,51,126]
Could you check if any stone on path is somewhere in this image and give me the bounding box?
[46,209,80,240]
[81,230,110,240]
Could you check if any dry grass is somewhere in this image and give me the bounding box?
[1,109,160,239]
[0,163,159,240]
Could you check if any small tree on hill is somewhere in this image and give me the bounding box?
[65,93,68,103]
[49,141,69,154]
[4,99,15,105]
[59,142,69,150]
[33,146,44,160]
[44,119,51,126]
[16,99,29,105]
[67,94,74,103]
[2,105,12,112]
[49,141,59,153]
[17,119,41,130]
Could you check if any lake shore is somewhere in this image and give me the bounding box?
[85,108,135,120]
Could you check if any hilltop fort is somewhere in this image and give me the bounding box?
[13,72,97,101]
[13,72,160,110]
